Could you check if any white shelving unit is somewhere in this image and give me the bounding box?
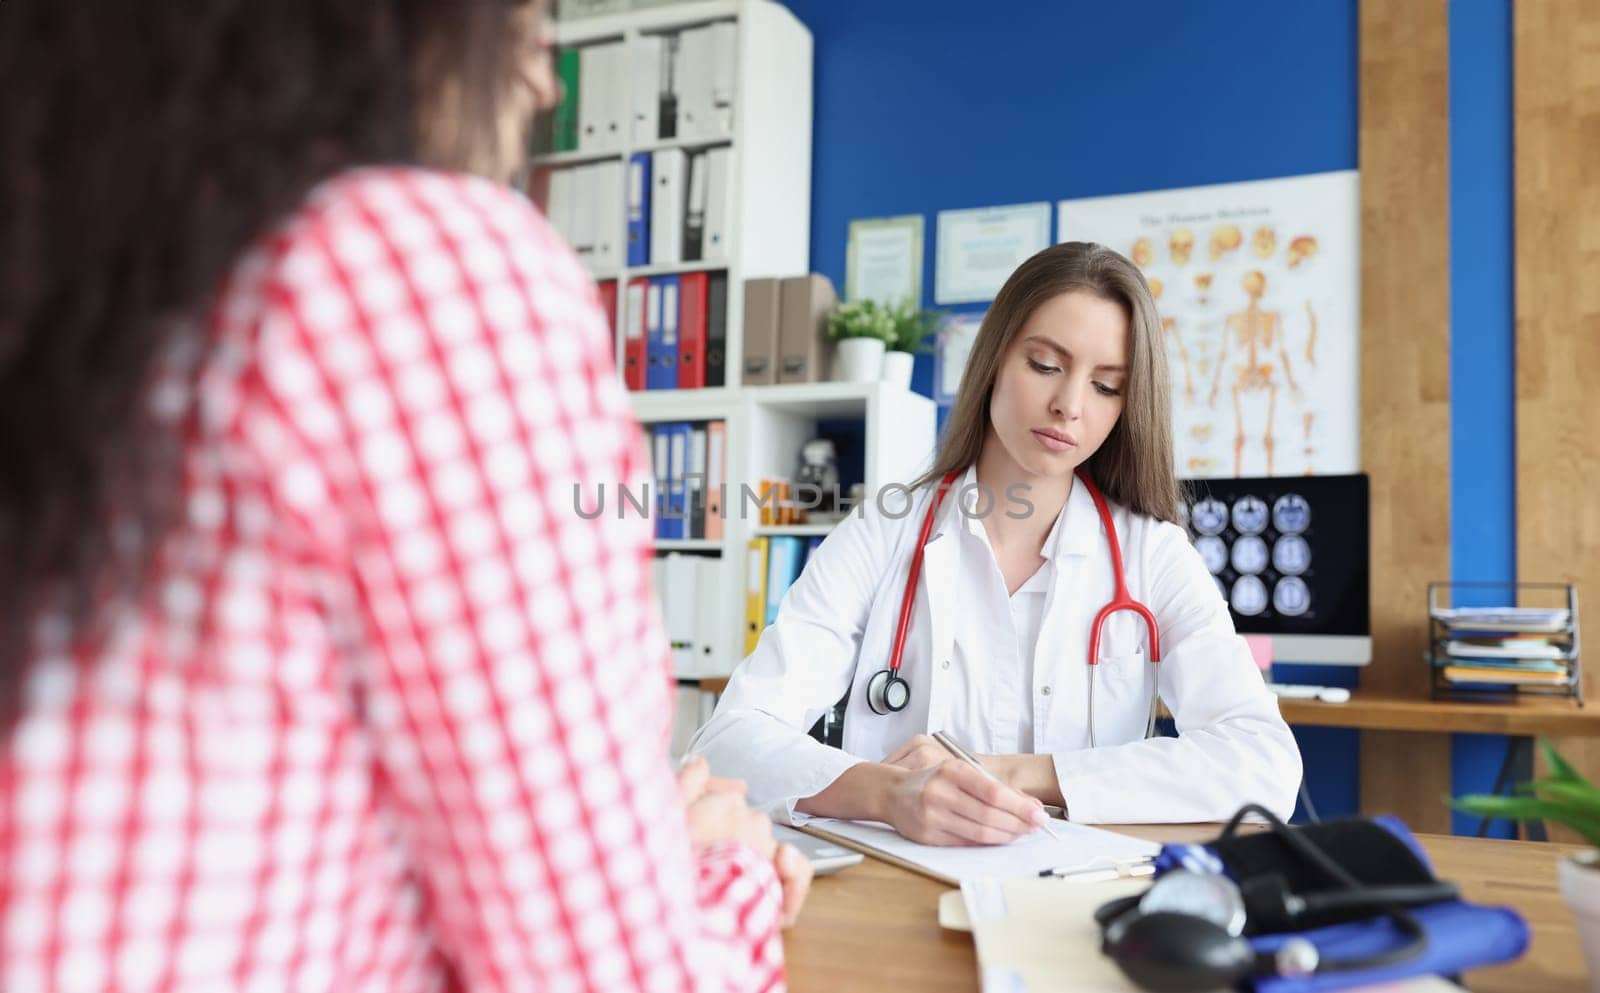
[541,0,812,375]
[543,3,940,689]
[634,381,937,679]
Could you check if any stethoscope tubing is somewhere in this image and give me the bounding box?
[875,469,1164,739]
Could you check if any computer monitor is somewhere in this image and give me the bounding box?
[1179,473,1371,666]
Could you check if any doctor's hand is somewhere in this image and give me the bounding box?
[884,760,1050,847]
[882,734,948,772]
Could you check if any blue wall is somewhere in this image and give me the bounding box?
[779,0,1518,832]
[1448,0,1517,838]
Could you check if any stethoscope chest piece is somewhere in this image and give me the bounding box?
[866,668,910,715]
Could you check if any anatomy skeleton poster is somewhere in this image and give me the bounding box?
[1057,171,1358,479]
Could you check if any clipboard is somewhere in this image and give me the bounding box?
[795,817,1158,887]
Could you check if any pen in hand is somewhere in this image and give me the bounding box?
[930,731,1062,840]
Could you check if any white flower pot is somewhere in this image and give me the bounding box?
[1560,851,1600,991]
[835,337,886,383]
[880,350,914,389]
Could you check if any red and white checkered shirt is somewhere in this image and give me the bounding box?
[0,168,785,993]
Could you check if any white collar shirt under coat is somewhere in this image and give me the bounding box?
[689,466,1303,826]
[946,472,1062,757]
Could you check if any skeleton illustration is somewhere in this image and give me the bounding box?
[1304,301,1319,366]
[1209,270,1302,475]
[1150,278,1194,403]
[1252,226,1277,258]
[1209,224,1241,262]
[1131,236,1154,268]
[1287,235,1319,268]
[1302,412,1316,473]
[1169,227,1194,266]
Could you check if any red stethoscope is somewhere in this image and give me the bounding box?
[865,469,1163,746]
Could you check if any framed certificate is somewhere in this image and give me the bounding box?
[846,214,924,306]
[932,312,984,406]
[935,203,1051,304]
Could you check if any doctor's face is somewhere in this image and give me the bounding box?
[985,290,1129,482]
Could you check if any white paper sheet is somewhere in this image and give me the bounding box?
[804,817,1158,885]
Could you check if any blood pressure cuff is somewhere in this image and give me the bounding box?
[1153,816,1530,993]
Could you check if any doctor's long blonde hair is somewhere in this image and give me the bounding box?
[914,241,1181,524]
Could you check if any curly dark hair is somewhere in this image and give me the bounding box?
[0,0,536,718]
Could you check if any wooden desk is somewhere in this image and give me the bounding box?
[692,682,1600,738]
[691,678,1600,833]
[783,827,1591,993]
[1273,691,1600,838]
[1277,691,1600,737]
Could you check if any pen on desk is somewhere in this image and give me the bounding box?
[929,730,1062,840]
[1037,856,1155,879]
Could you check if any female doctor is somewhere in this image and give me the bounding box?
[689,242,1302,845]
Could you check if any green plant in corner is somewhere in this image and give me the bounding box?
[885,297,945,355]
[828,299,895,344]
[1451,737,1600,847]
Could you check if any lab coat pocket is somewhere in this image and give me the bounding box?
[1093,650,1152,743]
[1096,649,1147,686]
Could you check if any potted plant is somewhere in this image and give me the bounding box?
[880,298,943,390]
[1454,738,1600,989]
[828,299,894,383]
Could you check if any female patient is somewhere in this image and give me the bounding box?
[0,2,803,990]
[692,243,1302,844]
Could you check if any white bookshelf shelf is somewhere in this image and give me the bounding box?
[624,259,729,279]
[537,148,622,168]
[628,380,938,424]
[633,135,735,157]
[630,387,738,423]
[654,539,722,553]
[557,0,744,45]
[538,135,733,170]
[578,261,723,282]
[754,524,834,537]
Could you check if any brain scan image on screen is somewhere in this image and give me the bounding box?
[1231,575,1269,616]
[1273,576,1312,616]
[1230,535,1269,575]
[1272,493,1312,534]
[1191,497,1229,536]
[1178,474,1369,665]
[1196,535,1228,574]
[1273,534,1312,575]
[1231,495,1270,535]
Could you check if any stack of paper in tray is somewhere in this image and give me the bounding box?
[1430,607,1575,688]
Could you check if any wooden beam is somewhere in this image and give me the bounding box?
[1357,0,1453,833]
[1514,0,1600,826]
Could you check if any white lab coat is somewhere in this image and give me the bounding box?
[688,471,1303,824]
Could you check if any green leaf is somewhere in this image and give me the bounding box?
[1452,793,1600,848]
[1529,779,1600,814]
[1541,737,1590,786]
[1449,738,1600,847]
[828,299,896,343]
